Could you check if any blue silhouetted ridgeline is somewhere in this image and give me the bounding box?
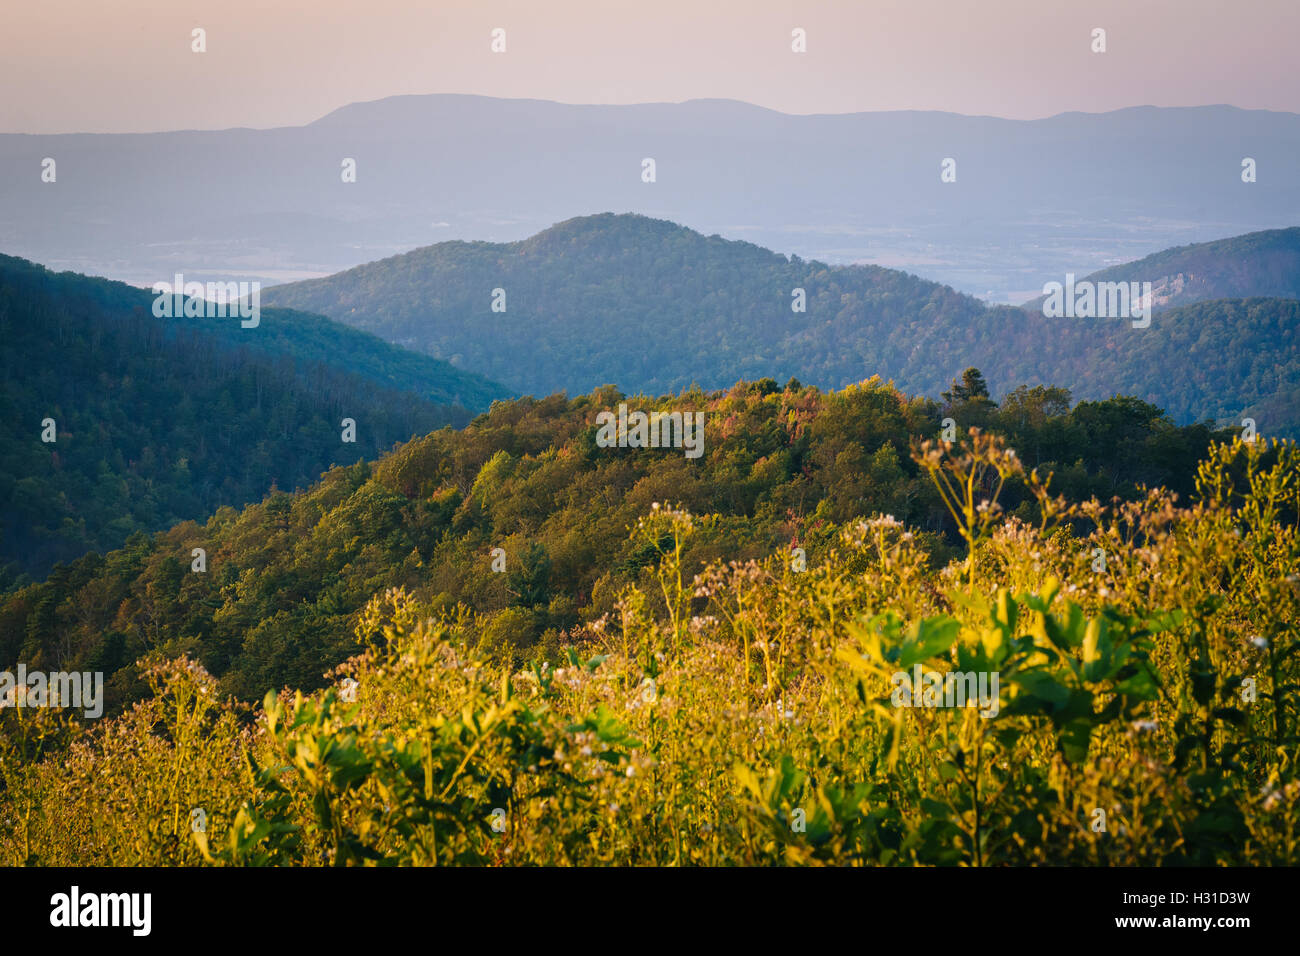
[263,214,1300,436]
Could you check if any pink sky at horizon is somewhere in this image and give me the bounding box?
[3,0,1296,134]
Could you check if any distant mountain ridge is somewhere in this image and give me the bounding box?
[263,212,990,397]
[4,96,1298,299]
[264,214,1300,437]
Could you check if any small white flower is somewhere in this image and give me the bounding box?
[1251,636,1269,650]
[1132,719,1158,733]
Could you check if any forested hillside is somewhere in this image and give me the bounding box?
[1022,227,1300,311]
[263,213,990,396]
[1,372,1234,713]
[0,255,504,583]
[5,378,1296,868]
[1009,297,1300,430]
[263,215,1300,434]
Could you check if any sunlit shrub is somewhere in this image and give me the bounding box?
[3,435,1296,865]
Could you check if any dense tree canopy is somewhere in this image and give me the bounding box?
[0,255,503,583]
[1,374,1236,713]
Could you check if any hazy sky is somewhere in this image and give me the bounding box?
[4,0,1297,133]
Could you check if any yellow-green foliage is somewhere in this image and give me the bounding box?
[3,434,1297,866]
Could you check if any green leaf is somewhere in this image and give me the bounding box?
[900,617,961,668]
[1060,719,1092,763]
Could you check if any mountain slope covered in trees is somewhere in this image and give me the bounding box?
[6,388,1295,868]
[263,215,1300,435]
[0,255,506,583]
[1010,296,1300,431]
[1,373,1235,713]
[1022,226,1300,311]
